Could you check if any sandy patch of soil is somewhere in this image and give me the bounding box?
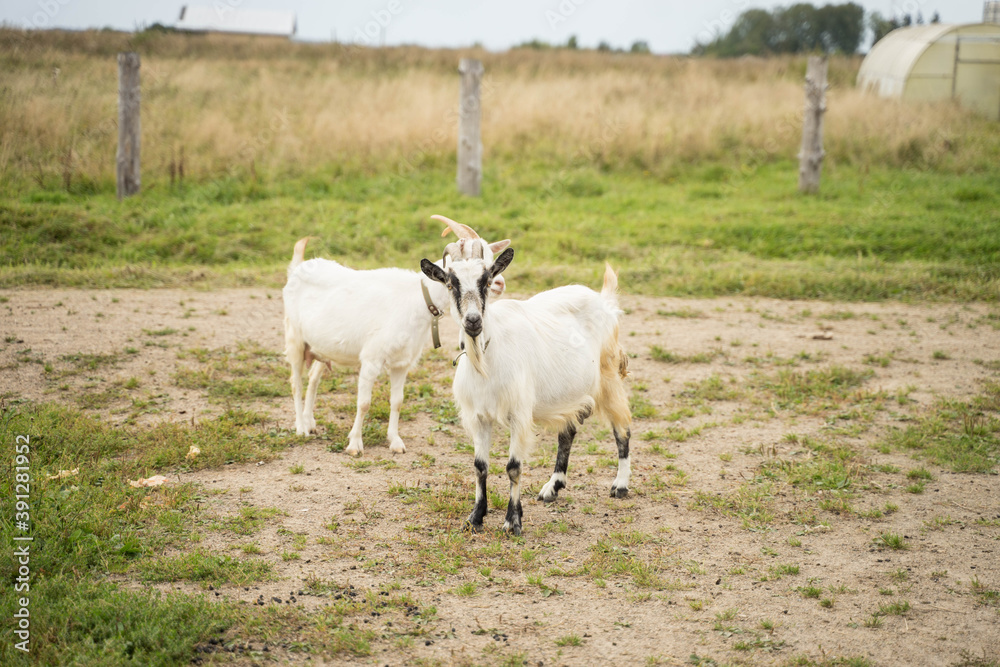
[2,288,999,666]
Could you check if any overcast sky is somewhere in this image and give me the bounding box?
[2,1,989,53]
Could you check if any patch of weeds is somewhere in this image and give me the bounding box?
[876,599,911,616]
[873,532,909,551]
[692,482,775,531]
[680,374,743,402]
[454,581,477,597]
[769,563,800,579]
[657,307,704,319]
[346,458,398,473]
[144,327,178,337]
[650,345,680,363]
[138,550,274,586]
[174,343,288,399]
[555,633,583,647]
[883,382,1000,473]
[630,394,657,419]
[970,576,1000,608]
[220,506,287,535]
[750,365,873,411]
[797,585,823,599]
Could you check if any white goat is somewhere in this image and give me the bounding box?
[420,218,632,536]
[283,230,508,456]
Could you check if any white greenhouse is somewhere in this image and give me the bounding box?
[858,23,1000,120]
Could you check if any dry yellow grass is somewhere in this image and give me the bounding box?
[1,28,995,189]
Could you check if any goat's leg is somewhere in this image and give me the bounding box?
[345,361,378,457]
[538,408,590,503]
[386,366,408,454]
[538,422,576,503]
[610,426,632,498]
[301,361,325,435]
[503,423,532,536]
[466,417,492,532]
[288,352,308,436]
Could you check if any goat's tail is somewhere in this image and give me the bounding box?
[288,237,313,278]
[601,262,619,307]
[600,262,629,383]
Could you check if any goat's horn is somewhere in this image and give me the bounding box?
[432,214,480,240]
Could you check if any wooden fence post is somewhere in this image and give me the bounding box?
[457,58,483,197]
[798,55,827,194]
[117,52,141,200]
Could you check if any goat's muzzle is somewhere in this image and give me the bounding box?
[463,313,483,339]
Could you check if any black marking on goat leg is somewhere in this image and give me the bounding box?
[466,457,488,531]
[610,427,631,499]
[504,458,523,536]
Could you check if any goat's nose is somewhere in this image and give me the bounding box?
[464,313,482,337]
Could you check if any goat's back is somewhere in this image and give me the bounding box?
[283,259,428,364]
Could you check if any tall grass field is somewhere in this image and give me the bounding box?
[0,28,997,300]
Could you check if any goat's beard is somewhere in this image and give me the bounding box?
[463,330,489,377]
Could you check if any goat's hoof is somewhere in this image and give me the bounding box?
[537,489,558,503]
[610,485,629,499]
[388,439,406,454]
[464,520,484,534]
[502,520,522,537]
[344,445,363,457]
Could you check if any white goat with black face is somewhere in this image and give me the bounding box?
[283,226,507,456]
[421,217,632,536]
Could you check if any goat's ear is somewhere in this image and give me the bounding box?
[490,247,514,278]
[420,258,447,284]
[489,239,511,255]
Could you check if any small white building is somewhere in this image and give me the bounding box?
[857,22,1000,120]
[175,5,296,38]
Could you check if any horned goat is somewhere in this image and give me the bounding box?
[420,217,632,536]
[282,229,508,456]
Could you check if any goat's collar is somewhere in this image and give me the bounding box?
[421,280,444,349]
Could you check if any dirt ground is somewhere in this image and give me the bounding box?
[2,287,999,666]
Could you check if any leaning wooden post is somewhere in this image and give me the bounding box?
[117,52,141,200]
[797,55,827,194]
[457,58,483,197]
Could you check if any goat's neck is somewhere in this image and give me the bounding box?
[420,276,449,317]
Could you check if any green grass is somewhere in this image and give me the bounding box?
[138,551,274,586]
[2,161,999,301]
[885,382,1000,473]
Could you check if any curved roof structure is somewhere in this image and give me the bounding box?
[858,23,1000,119]
[858,24,955,97]
[176,5,297,38]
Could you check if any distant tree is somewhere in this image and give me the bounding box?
[868,11,899,46]
[597,41,611,52]
[691,2,866,57]
[901,14,912,27]
[916,11,924,25]
[777,3,821,52]
[566,34,578,49]
[630,40,651,54]
[930,11,940,23]
[516,38,552,50]
[817,2,865,53]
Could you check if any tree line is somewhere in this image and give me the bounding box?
[692,2,941,57]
